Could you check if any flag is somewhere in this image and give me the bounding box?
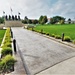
[18,12,21,15]
[10,8,13,12]
[3,11,5,14]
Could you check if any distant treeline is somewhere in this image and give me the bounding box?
[0,17,4,24]
[22,15,72,25]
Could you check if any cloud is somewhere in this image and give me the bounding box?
[0,0,75,19]
[49,0,75,19]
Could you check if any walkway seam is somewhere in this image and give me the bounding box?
[35,55,75,75]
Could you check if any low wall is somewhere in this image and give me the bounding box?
[5,21,24,27]
[0,24,5,29]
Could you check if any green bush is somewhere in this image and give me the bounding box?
[42,32,46,34]
[46,32,49,35]
[0,55,16,73]
[50,34,55,37]
[3,39,12,44]
[1,47,12,57]
[64,36,71,42]
[73,40,75,44]
[55,35,61,39]
[40,29,43,34]
[2,42,12,48]
[37,30,41,33]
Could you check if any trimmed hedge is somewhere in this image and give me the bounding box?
[2,42,12,48]
[50,34,55,37]
[46,32,49,35]
[55,35,61,39]
[64,36,71,42]
[1,47,12,57]
[0,55,16,73]
[73,40,75,44]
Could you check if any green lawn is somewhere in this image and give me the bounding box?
[34,24,75,40]
[0,29,6,45]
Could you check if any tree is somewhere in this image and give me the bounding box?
[39,15,48,24]
[24,16,28,20]
[42,16,48,24]
[24,16,28,23]
[9,15,11,20]
[50,18,55,24]
[59,20,65,24]
[18,15,20,20]
[0,17,4,24]
[12,15,14,20]
[22,20,28,24]
[5,15,8,20]
[39,15,43,24]
[28,19,32,24]
[15,15,18,20]
[50,16,65,24]
[68,18,71,24]
[32,19,38,24]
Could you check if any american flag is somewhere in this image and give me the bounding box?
[10,8,13,12]
[3,11,5,14]
[18,12,21,15]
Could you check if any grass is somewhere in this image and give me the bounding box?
[0,29,6,45]
[34,24,75,40]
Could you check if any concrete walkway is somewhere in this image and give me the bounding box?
[36,57,75,75]
[11,27,75,75]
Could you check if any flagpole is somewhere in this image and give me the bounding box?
[18,12,21,20]
[10,8,13,16]
[11,11,12,16]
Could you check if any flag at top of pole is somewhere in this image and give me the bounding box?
[18,12,21,15]
[3,11,5,14]
[10,7,13,15]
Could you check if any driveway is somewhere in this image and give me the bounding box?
[12,28,75,75]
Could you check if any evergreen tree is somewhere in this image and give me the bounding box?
[9,15,11,20]
[68,18,71,24]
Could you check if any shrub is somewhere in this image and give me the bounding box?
[42,32,46,34]
[37,30,41,33]
[64,36,71,42]
[46,32,49,35]
[3,39,12,44]
[40,29,43,34]
[0,55,16,73]
[2,42,12,48]
[55,35,61,39]
[1,47,12,57]
[4,43,12,47]
[50,34,55,37]
[73,40,75,44]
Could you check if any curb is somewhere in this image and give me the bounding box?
[29,29,75,49]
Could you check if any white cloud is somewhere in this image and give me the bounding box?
[0,0,75,19]
[49,0,75,19]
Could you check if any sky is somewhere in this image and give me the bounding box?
[0,0,75,20]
